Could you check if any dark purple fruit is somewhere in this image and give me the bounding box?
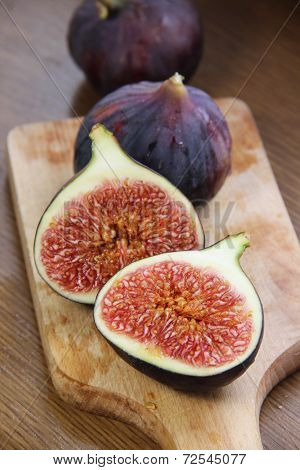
[67,0,203,95]
[94,234,263,391]
[75,74,231,202]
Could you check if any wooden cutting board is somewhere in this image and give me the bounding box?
[7,99,300,450]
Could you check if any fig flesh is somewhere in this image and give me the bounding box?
[75,74,231,201]
[68,0,203,95]
[94,234,263,390]
[34,125,204,304]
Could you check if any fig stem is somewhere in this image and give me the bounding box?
[100,0,127,10]
[89,123,132,170]
[216,233,250,260]
[162,73,187,98]
[169,72,185,86]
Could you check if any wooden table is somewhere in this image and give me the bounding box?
[0,0,299,450]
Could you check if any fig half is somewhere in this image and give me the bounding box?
[34,125,204,304]
[94,234,263,390]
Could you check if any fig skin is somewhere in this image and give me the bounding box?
[108,328,263,392]
[67,0,203,95]
[75,74,231,201]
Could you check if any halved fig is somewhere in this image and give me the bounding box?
[34,125,204,304]
[94,234,263,390]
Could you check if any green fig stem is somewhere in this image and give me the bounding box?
[89,123,131,169]
[90,123,113,141]
[89,124,114,163]
[100,0,127,10]
[217,233,250,260]
[96,0,126,19]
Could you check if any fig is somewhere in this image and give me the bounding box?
[94,234,263,391]
[34,125,204,304]
[67,0,203,95]
[74,73,231,201]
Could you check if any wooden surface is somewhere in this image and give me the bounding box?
[0,0,299,450]
[7,98,300,449]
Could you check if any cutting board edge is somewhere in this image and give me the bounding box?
[52,365,175,449]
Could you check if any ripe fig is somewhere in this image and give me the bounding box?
[75,73,231,202]
[68,0,203,95]
[34,125,204,304]
[94,234,263,391]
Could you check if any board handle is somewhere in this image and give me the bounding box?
[157,344,300,449]
[156,383,262,449]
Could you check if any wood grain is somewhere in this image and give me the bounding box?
[7,99,300,449]
[0,0,299,450]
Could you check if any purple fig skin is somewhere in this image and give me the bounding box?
[68,0,203,95]
[74,75,231,202]
[108,325,263,392]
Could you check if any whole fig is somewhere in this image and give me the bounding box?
[68,0,203,95]
[75,73,231,201]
